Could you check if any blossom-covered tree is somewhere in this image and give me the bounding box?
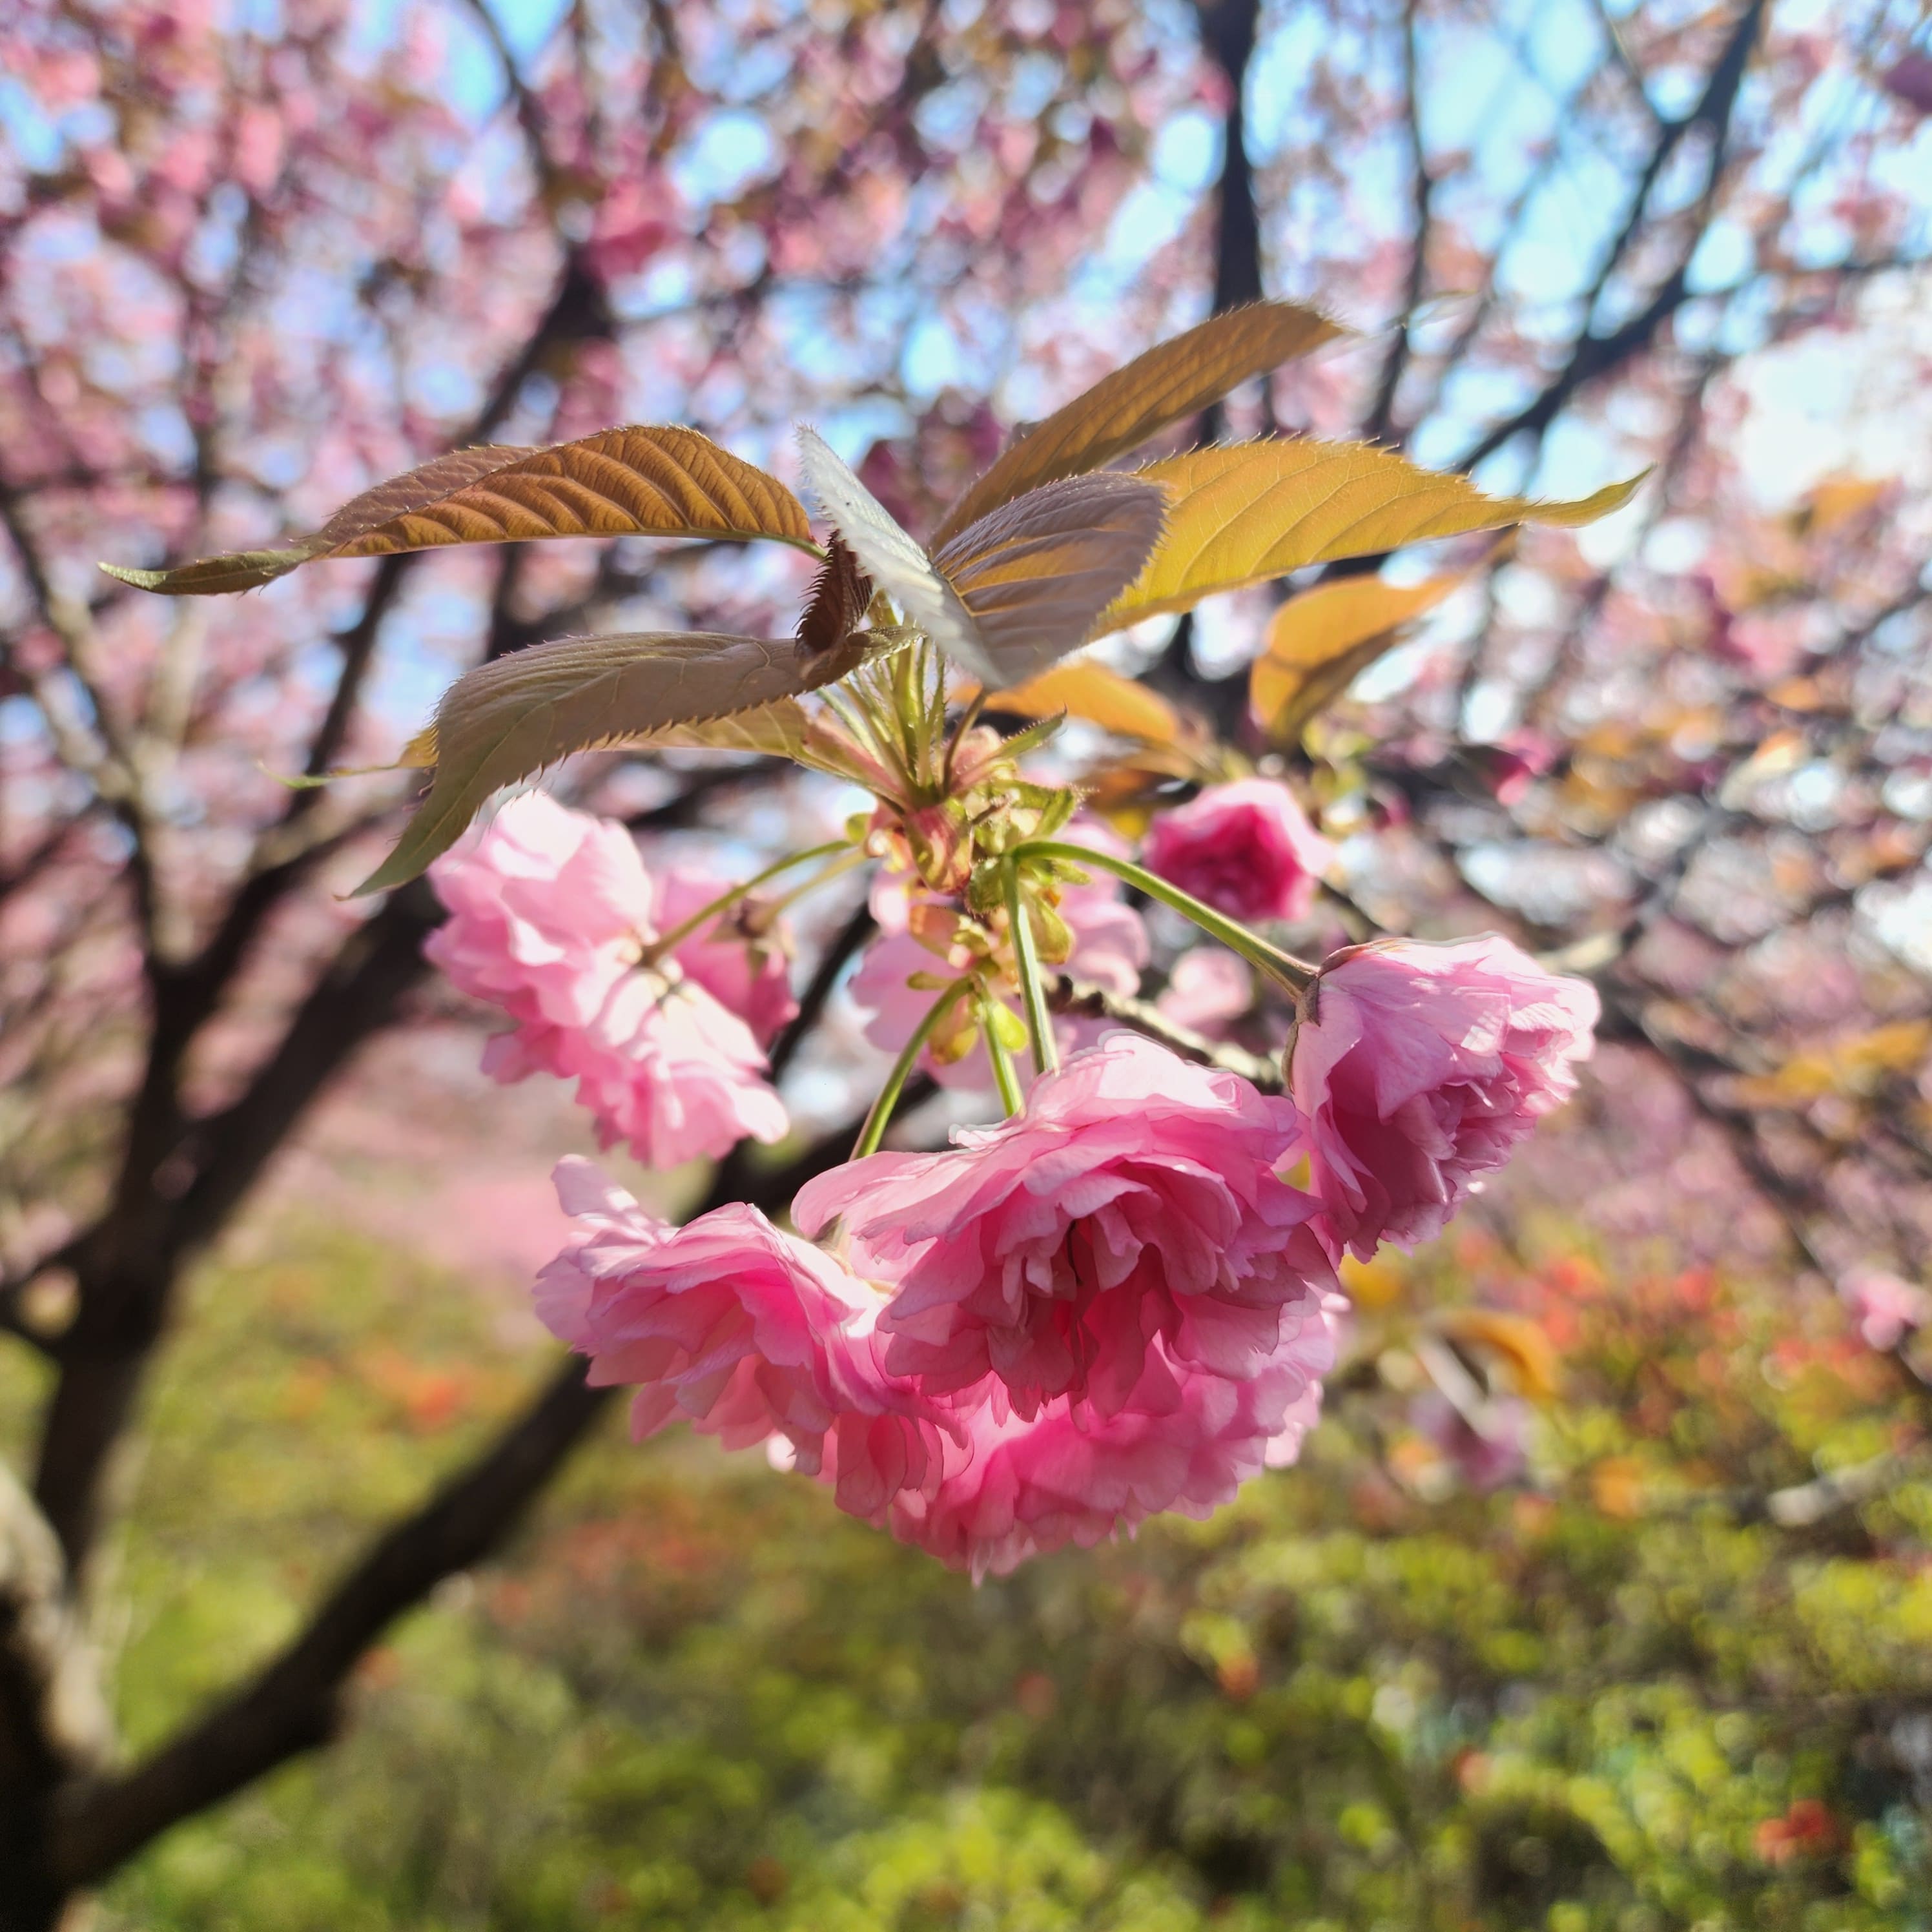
[3,1,1930,1925]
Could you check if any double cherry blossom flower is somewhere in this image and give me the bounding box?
[535,1036,1344,1578]
[427,793,794,1169]
[429,779,1598,1577]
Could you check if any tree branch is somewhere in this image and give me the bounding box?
[1049,978,1280,1089]
[47,1103,903,1891]
[1456,0,1766,472]
[49,1352,611,1892]
[1362,0,1433,449]
[1149,0,1268,730]
[0,1464,110,1929]
[451,0,561,195]
[28,253,616,1583]
[769,898,875,1083]
[1585,0,1663,121]
[1198,0,1265,324]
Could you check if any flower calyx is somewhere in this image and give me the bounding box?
[816,639,1078,896]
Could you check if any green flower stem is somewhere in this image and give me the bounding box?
[768,847,868,916]
[1002,856,1060,1078]
[981,998,1025,1117]
[851,978,973,1160]
[644,839,852,960]
[1012,839,1318,996]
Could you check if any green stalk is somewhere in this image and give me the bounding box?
[981,999,1025,1116]
[851,978,973,1160]
[767,847,868,916]
[1012,838,1318,996]
[942,688,988,793]
[644,839,852,960]
[1002,856,1060,1078]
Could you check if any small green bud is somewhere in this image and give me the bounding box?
[987,1002,1030,1052]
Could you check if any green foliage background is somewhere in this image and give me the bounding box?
[6,1198,1923,1932]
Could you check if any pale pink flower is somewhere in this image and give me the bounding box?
[849,877,985,1087]
[1054,817,1151,996]
[1838,1266,1931,1351]
[427,794,788,1166]
[541,1146,1344,1578]
[795,1033,1337,1419]
[882,1348,1332,1581]
[1156,949,1254,1038]
[502,971,788,1169]
[1290,936,1598,1260]
[426,790,654,1034]
[656,865,798,1047]
[1143,778,1335,925]
[537,1159,946,1518]
[1483,727,1561,807]
[1264,1379,1330,1469]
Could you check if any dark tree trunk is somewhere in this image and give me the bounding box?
[1,1471,107,1931]
[0,1716,63,1932]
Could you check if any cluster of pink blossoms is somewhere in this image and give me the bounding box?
[426,793,794,1169]
[429,784,1599,1577]
[852,817,1147,1088]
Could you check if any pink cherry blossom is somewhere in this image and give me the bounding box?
[540,1120,1345,1577]
[1143,778,1335,925]
[656,865,799,1047]
[794,1033,1337,1420]
[1054,817,1151,996]
[848,877,985,1087]
[1290,936,1598,1260]
[1264,1380,1330,1470]
[498,971,788,1170]
[537,1158,947,1520]
[426,791,655,1033]
[1156,948,1254,1038]
[1837,1266,1931,1351]
[1483,727,1562,807]
[881,1347,1334,1581]
[427,794,788,1166]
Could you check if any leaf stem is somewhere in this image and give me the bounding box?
[1002,857,1059,1077]
[1012,839,1318,996]
[644,839,852,960]
[851,978,972,1160]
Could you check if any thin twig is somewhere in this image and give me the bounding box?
[1362,0,1434,449]
[1049,978,1281,1089]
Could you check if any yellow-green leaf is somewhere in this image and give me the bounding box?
[929,302,1343,546]
[1250,573,1464,740]
[992,661,1185,746]
[1095,442,1643,631]
[356,630,874,894]
[1732,1020,1932,1109]
[105,429,819,595]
